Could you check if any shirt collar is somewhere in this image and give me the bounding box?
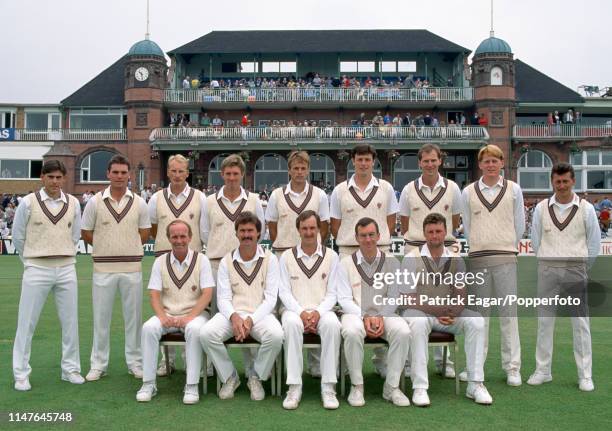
[418,175,446,191]
[478,176,504,190]
[170,249,194,267]
[219,186,248,203]
[348,174,379,192]
[296,242,323,259]
[39,188,67,203]
[232,245,265,264]
[285,181,310,197]
[167,183,191,199]
[102,186,133,201]
[421,243,452,259]
[356,248,382,265]
[549,193,580,207]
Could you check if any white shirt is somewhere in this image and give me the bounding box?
[278,243,339,314]
[399,244,466,293]
[148,183,207,236]
[329,175,399,219]
[12,188,82,259]
[81,187,151,231]
[265,182,330,222]
[201,186,265,245]
[399,175,463,216]
[148,249,215,292]
[461,176,525,242]
[530,193,600,266]
[216,245,279,324]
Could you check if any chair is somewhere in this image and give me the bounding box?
[159,332,208,395]
[422,331,460,395]
[216,336,283,397]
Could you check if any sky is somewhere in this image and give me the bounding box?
[1,0,610,104]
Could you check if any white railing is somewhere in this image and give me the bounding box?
[164,87,474,104]
[151,126,488,142]
[10,129,127,141]
[513,124,612,139]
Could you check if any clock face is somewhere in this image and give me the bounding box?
[135,67,149,81]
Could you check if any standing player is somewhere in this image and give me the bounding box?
[527,163,600,391]
[148,153,207,376]
[12,160,84,390]
[82,154,151,381]
[398,143,462,377]
[266,150,330,257]
[330,143,398,259]
[461,144,524,386]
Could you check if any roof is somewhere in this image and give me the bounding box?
[128,39,165,57]
[515,59,584,104]
[61,55,127,107]
[168,30,471,55]
[475,36,512,55]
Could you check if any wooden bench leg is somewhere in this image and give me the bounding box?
[164,345,170,378]
[202,351,207,395]
[454,342,460,396]
[276,352,282,397]
[339,344,346,397]
[442,345,448,378]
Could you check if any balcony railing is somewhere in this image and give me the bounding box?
[150,125,488,143]
[513,124,612,139]
[5,129,127,141]
[164,87,474,104]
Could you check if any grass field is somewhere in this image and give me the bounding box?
[1,255,611,431]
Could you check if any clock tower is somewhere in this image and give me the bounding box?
[124,38,167,189]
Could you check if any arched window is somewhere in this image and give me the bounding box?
[490,66,503,86]
[517,150,552,191]
[208,153,231,188]
[571,150,612,191]
[393,153,420,191]
[347,159,382,179]
[255,153,288,192]
[309,153,336,189]
[80,150,115,182]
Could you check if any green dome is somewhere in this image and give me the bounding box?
[474,36,512,55]
[128,39,164,57]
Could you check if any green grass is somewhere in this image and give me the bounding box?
[0,256,611,431]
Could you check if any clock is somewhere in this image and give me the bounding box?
[135,67,149,81]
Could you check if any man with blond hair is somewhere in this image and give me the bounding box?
[461,144,525,386]
[148,153,208,376]
[137,220,214,404]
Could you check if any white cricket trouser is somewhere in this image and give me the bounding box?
[403,309,485,389]
[199,312,283,383]
[90,271,143,371]
[142,314,209,384]
[478,262,521,372]
[535,264,592,379]
[341,314,410,388]
[282,310,341,385]
[13,265,80,381]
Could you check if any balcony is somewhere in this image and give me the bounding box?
[513,124,612,141]
[1,129,127,141]
[163,87,474,109]
[150,125,489,151]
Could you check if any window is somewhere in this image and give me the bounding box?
[347,159,382,179]
[70,114,122,129]
[340,62,357,73]
[280,62,297,73]
[25,113,48,129]
[0,160,40,179]
[240,62,259,73]
[254,153,288,192]
[380,61,397,72]
[393,154,420,190]
[357,62,375,72]
[80,150,115,182]
[517,150,552,191]
[261,61,297,73]
[309,153,336,188]
[398,61,417,73]
[572,150,612,191]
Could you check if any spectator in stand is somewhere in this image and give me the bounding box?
[182,76,191,90]
[212,115,223,128]
[563,109,574,124]
[356,113,366,126]
[600,196,612,209]
[200,113,211,127]
[424,113,432,126]
[241,113,250,127]
[478,113,489,126]
[5,202,16,227]
[383,112,392,125]
[471,112,480,126]
[459,113,466,126]
[600,207,610,236]
[0,221,10,239]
